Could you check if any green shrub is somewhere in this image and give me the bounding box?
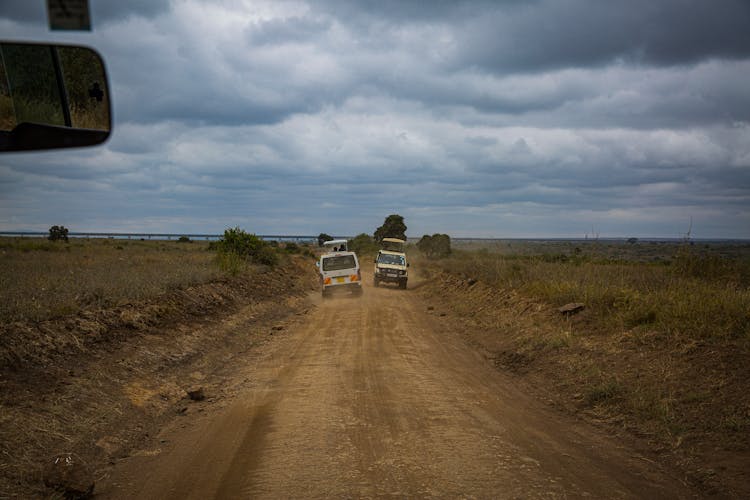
[213,227,278,267]
[417,233,451,258]
[284,242,300,253]
[348,233,379,255]
[216,250,248,275]
[254,244,279,266]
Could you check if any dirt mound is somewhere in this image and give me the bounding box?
[0,255,318,497]
[1,257,316,373]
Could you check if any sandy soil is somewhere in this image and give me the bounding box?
[97,271,695,499]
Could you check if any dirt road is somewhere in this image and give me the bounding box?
[100,274,692,498]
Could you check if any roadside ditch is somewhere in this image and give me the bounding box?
[0,255,319,498]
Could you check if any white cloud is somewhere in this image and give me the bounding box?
[0,0,749,238]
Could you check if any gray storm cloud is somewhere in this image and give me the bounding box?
[0,0,748,238]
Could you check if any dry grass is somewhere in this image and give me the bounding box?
[0,94,16,129]
[0,248,318,498]
[414,239,750,494]
[0,237,223,322]
[425,241,750,341]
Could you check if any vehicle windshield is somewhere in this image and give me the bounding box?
[378,254,405,266]
[322,254,356,271]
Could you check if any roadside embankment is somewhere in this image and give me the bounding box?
[413,246,750,498]
[0,247,318,498]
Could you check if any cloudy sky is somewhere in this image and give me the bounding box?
[1,0,749,239]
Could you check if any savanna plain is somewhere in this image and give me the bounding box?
[0,236,748,498]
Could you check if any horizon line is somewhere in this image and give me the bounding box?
[1,231,748,243]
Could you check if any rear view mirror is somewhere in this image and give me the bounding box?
[0,42,110,152]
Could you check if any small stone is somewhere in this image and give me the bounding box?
[558,303,585,315]
[186,387,205,401]
[95,436,123,456]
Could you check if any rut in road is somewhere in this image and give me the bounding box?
[102,277,692,499]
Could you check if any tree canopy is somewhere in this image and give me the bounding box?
[374,214,406,242]
[348,233,378,255]
[417,233,451,258]
[48,225,69,242]
[317,233,333,247]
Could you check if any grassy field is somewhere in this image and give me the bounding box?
[431,239,750,341]
[0,237,224,323]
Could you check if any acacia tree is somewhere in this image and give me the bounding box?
[48,225,69,242]
[374,214,406,242]
[317,233,333,247]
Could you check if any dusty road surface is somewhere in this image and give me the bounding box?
[100,273,692,499]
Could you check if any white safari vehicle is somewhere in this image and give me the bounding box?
[373,238,409,289]
[322,239,348,252]
[317,248,363,298]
